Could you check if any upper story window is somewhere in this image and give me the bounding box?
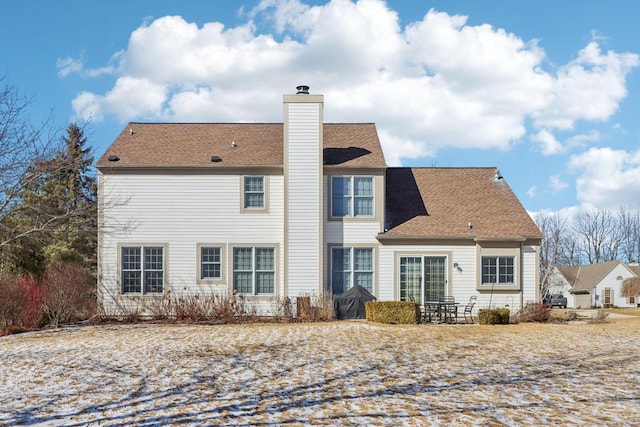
[243,176,265,209]
[481,256,515,286]
[331,176,374,218]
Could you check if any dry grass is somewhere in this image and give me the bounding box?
[1,318,639,425]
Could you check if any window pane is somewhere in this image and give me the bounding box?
[144,247,163,270]
[256,248,274,271]
[354,272,373,293]
[354,177,373,196]
[400,257,422,302]
[256,272,274,294]
[354,197,373,216]
[332,177,351,197]
[234,272,252,294]
[234,248,253,270]
[244,176,264,192]
[245,193,264,208]
[144,271,163,293]
[122,247,141,270]
[331,197,351,217]
[482,257,497,284]
[498,257,514,285]
[354,248,372,271]
[201,247,221,279]
[122,271,141,293]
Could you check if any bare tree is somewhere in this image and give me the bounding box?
[572,208,621,264]
[617,205,640,264]
[535,211,567,296]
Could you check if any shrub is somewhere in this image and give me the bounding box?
[478,308,511,325]
[296,293,334,322]
[42,262,96,327]
[0,273,46,329]
[365,301,420,324]
[513,302,550,323]
[587,310,610,324]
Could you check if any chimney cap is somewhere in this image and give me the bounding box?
[296,85,310,94]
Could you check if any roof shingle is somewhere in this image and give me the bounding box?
[96,122,386,168]
[383,167,542,240]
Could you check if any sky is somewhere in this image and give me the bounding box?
[1,0,639,217]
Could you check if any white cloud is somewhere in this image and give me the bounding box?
[548,175,568,193]
[531,129,563,155]
[569,147,640,209]
[56,57,83,78]
[71,0,639,166]
[527,186,537,198]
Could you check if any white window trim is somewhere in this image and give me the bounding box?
[330,175,375,219]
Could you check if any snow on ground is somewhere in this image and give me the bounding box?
[1,319,639,426]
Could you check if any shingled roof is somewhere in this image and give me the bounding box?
[382,167,542,241]
[96,122,386,168]
[556,260,630,292]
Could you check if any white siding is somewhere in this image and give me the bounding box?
[521,245,539,305]
[99,171,284,315]
[377,242,538,312]
[285,102,322,297]
[594,264,636,308]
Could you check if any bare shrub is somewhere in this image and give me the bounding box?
[0,274,46,328]
[174,295,209,322]
[513,302,550,323]
[297,292,334,322]
[587,310,610,324]
[271,296,294,322]
[42,262,96,327]
[146,294,174,320]
[0,274,27,327]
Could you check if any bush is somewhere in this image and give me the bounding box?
[41,262,96,327]
[478,308,511,325]
[365,301,420,324]
[0,273,46,329]
[587,310,610,324]
[513,303,550,323]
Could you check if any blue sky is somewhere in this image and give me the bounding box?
[2,0,639,216]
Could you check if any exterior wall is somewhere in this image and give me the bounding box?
[376,240,539,313]
[284,95,323,298]
[322,172,385,296]
[98,169,285,316]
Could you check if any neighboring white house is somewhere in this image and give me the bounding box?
[549,260,638,308]
[96,86,543,316]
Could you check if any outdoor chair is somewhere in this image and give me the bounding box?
[463,296,477,324]
[439,296,458,324]
[423,301,439,323]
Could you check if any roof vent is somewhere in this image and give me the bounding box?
[494,169,503,181]
[211,155,222,163]
[296,85,310,94]
[108,155,120,162]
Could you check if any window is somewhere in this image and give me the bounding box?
[481,256,515,286]
[629,296,636,305]
[331,176,374,218]
[331,247,374,295]
[244,176,265,209]
[233,247,275,295]
[398,256,447,302]
[121,246,164,294]
[200,246,222,280]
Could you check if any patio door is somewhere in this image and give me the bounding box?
[424,256,447,302]
[399,256,447,303]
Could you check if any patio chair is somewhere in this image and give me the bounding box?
[423,301,439,323]
[439,296,458,324]
[463,296,477,324]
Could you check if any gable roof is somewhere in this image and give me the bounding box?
[96,122,386,169]
[556,260,632,292]
[381,167,542,241]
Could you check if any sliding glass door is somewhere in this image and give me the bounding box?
[399,256,447,303]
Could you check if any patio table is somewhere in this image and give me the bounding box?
[423,301,459,324]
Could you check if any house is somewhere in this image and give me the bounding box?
[96,86,542,316]
[549,260,638,308]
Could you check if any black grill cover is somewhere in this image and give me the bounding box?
[333,285,377,319]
